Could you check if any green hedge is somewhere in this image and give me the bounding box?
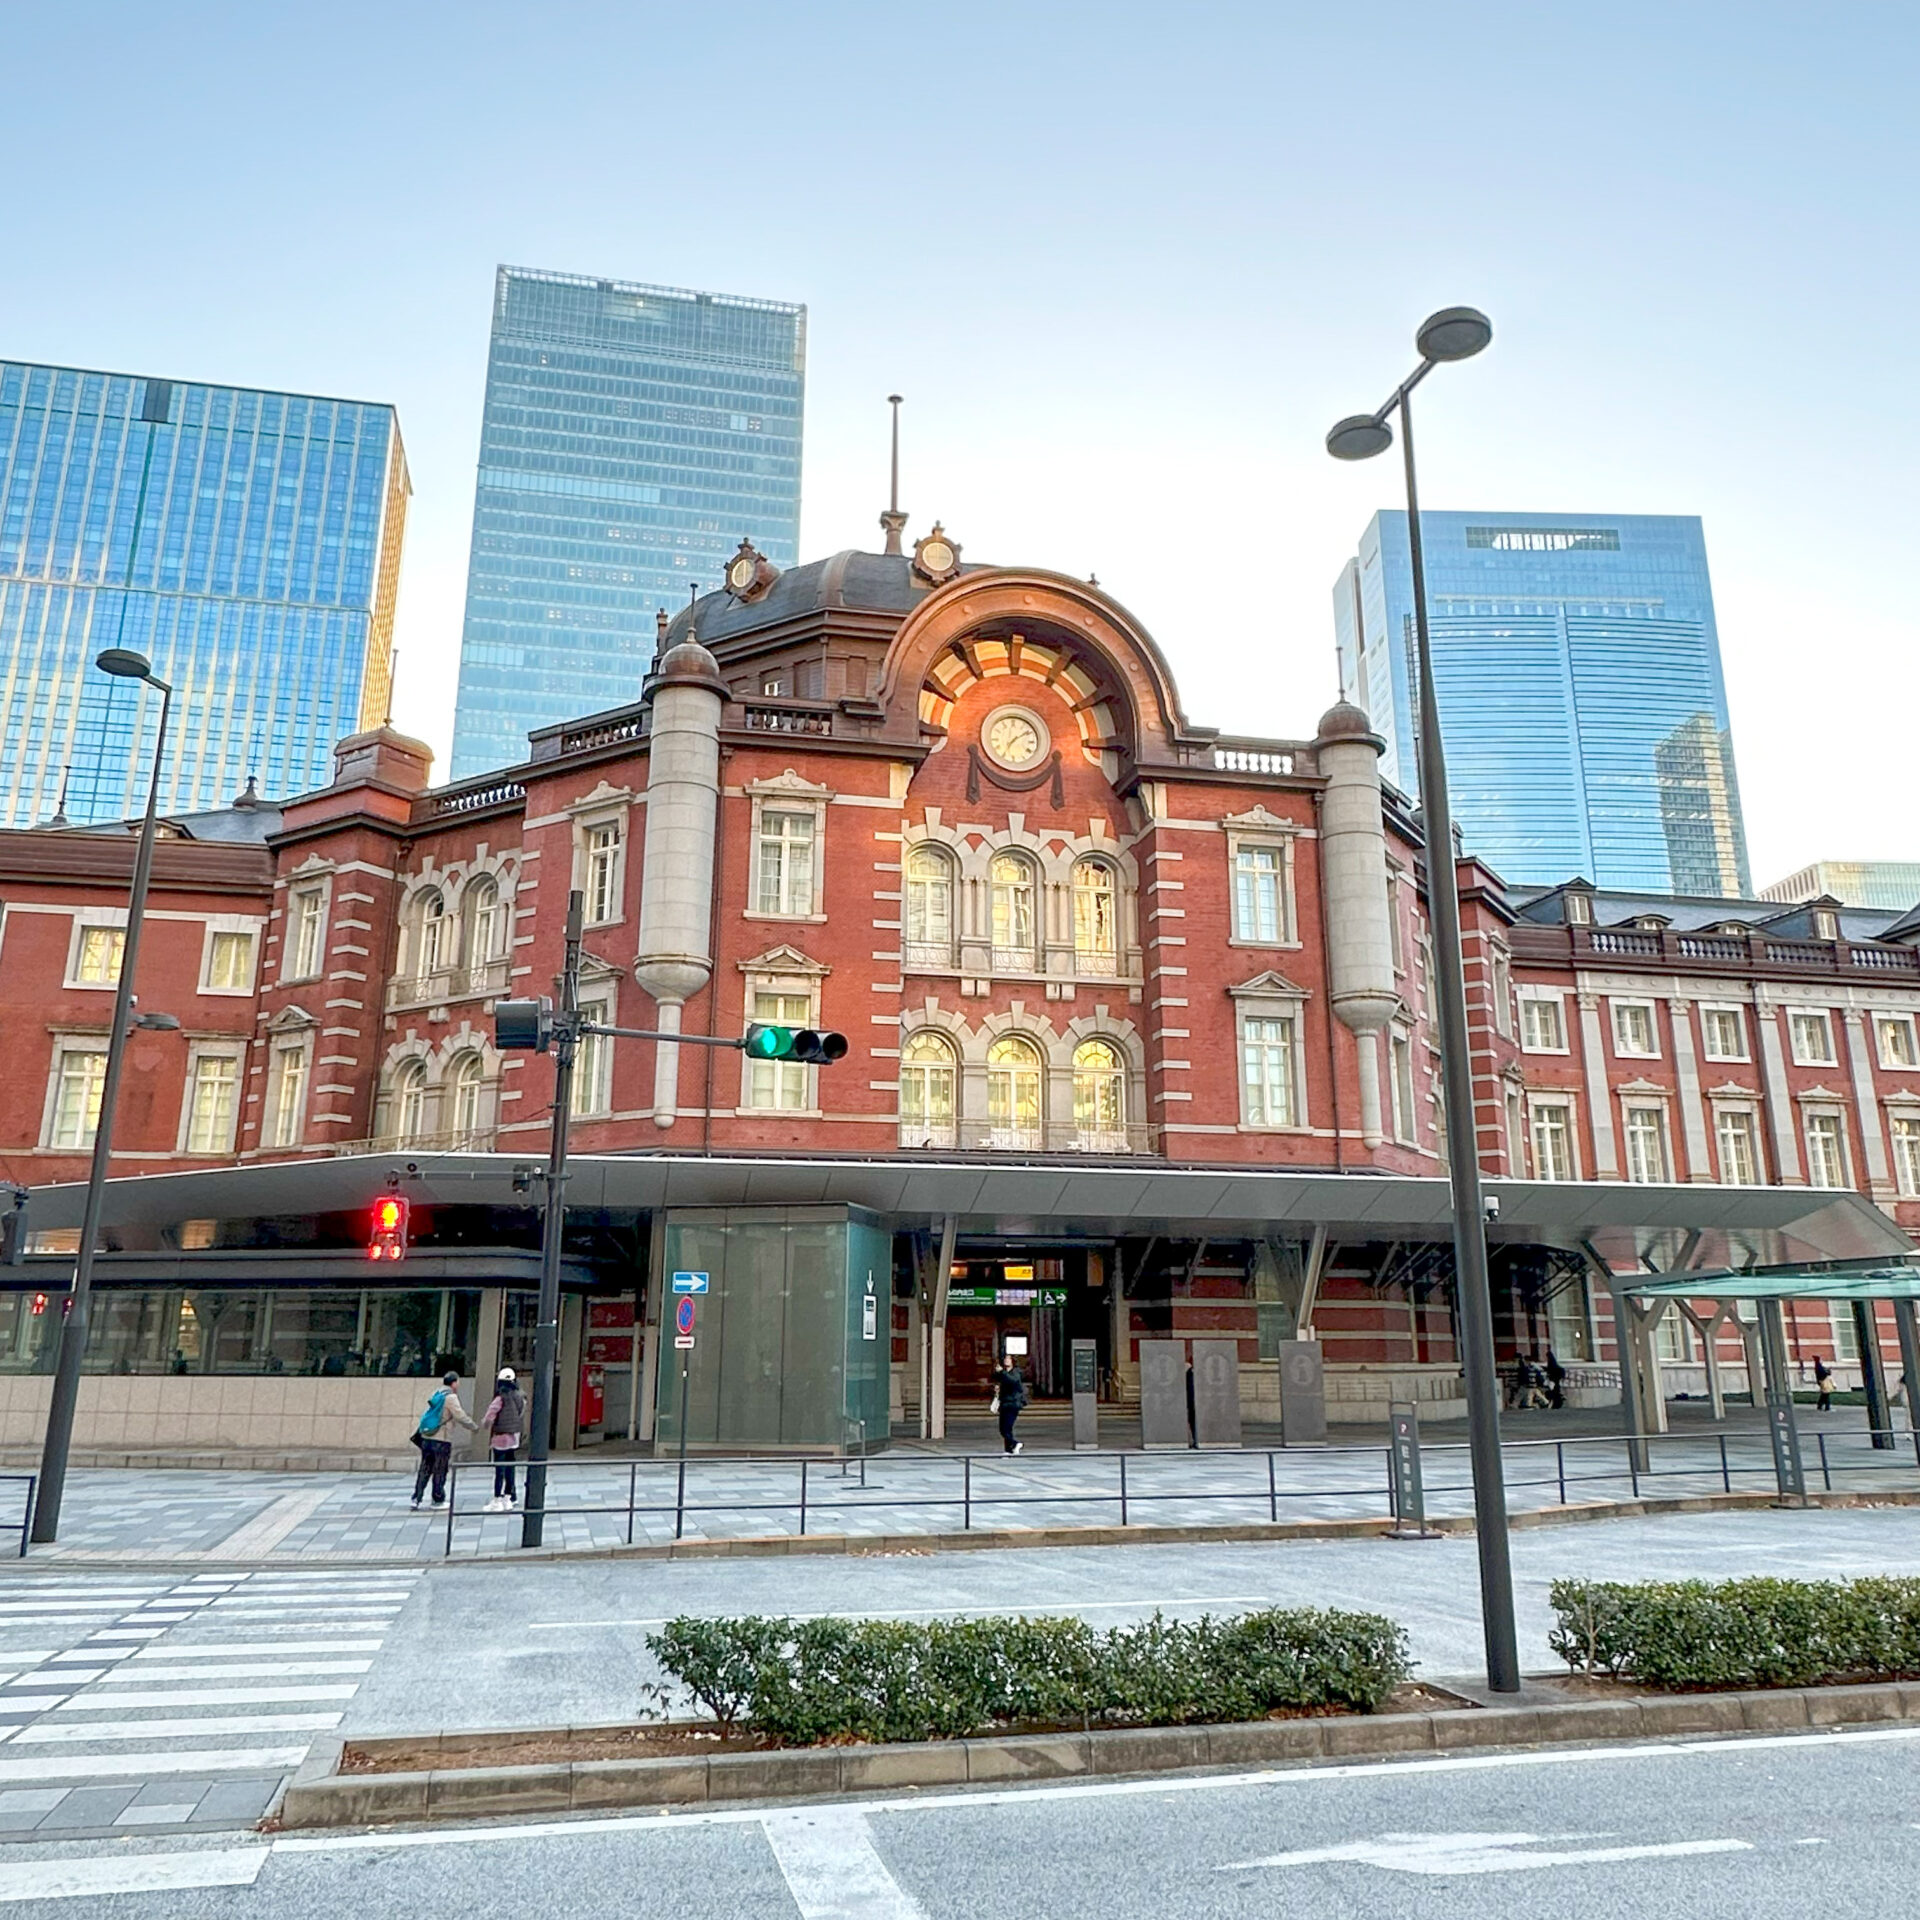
[644,1607,1409,1745]
[1549,1576,1920,1690]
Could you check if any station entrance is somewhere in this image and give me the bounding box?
[942,1250,1106,1401]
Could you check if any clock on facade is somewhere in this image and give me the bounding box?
[724,538,778,604]
[912,521,962,585]
[983,707,1047,770]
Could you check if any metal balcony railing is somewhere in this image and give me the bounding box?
[896,1119,1157,1157]
[384,958,512,1011]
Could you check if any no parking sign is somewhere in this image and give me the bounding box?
[674,1295,697,1348]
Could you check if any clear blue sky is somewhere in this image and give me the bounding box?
[4,1,1915,882]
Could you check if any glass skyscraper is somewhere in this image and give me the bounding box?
[0,361,408,829]
[449,266,806,779]
[1333,511,1751,896]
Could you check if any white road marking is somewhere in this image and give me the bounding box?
[530,1596,1279,1630]
[0,1653,55,1664]
[0,1846,269,1902]
[762,1809,927,1918]
[85,1629,168,1639]
[55,1684,358,1710]
[0,1746,309,1783]
[129,1640,384,1658]
[50,1647,135,1662]
[8,1670,102,1685]
[14,1711,340,1742]
[1218,1830,1754,1875]
[273,1724,1920,1857]
[97,1659,373,1681]
[204,1486,337,1560]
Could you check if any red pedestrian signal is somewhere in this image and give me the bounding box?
[369,1193,410,1262]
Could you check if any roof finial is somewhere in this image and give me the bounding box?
[46,764,71,830]
[880,394,908,556]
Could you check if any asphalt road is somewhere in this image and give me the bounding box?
[0,1722,1915,1916]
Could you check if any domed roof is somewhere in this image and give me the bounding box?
[1315,699,1378,743]
[649,637,726,695]
[662,549,980,649]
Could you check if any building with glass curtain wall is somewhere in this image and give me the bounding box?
[1332,511,1751,895]
[449,266,806,779]
[0,361,408,829]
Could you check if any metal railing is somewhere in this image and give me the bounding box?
[0,1476,34,1557]
[385,958,511,1010]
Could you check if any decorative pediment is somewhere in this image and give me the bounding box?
[265,1005,318,1033]
[746,768,834,800]
[1707,1080,1759,1098]
[1793,1084,1844,1103]
[287,853,334,879]
[577,953,627,984]
[738,943,831,977]
[1223,804,1294,834]
[1229,969,1311,1000]
[1617,1077,1670,1096]
[566,780,633,817]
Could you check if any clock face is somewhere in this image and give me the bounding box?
[986,711,1045,768]
[919,539,954,575]
[728,555,756,590]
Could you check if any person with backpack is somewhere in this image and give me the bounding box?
[1813,1355,1834,1413]
[481,1368,528,1511]
[410,1371,476,1509]
[989,1352,1029,1454]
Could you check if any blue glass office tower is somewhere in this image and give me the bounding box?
[0,362,408,829]
[449,266,806,778]
[1333,512,1751,895]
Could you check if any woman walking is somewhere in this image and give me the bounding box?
[990,1353,1029,1455]
[482,1368,527,1511]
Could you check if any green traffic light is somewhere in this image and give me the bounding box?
[744,1024,796,1059]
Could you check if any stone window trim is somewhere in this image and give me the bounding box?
[375,1028,503,1144]
[176,1038,249,1155]
[1523,1090,1582,1183]
[568,799,631,930]
[738,945,831,1115]
[1230,971,1312,1134]
[1225,807,1301,950]
[746,770,834,923]
[395,859,522,971]
[1385,860,1407,975]
[1799,1104,1853,1189]
[1710,1099,1766,1186]
[1389,1022,1419,1144]
[1610,996,1661,1060]
[1873,1009,1920,1072]
[63,907,129,991]
[1488,940,1513,1037]
[1516,988,1570,1055]
[260,1009,318,1151]
[40,1031,112,1151]
[197,915,265,997]
[280,864,335,984]
[1698,1002,1750,1063]
[1786,1006,1838,1067]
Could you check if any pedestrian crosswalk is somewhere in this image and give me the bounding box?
[0,1567,417,1837]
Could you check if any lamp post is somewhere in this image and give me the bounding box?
[31,648,176,1544]
[1327,307,1520,1693]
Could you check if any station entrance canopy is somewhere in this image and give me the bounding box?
[23,1154,1913,1275]
[1625,1268,1920,1303]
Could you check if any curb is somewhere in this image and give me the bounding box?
[22,1485,1920,1575]
[280,1681,1920,1829]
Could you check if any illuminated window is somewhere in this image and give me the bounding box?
[205,929,255,992]
[1072,1038,1127,1148]
[75,926,125,986]
[49,1047,108,1150]
[899,1031,957,1147]
[986,1035,1043,1147]
[1072,860,1119,975]
[184,1054,239,1154]
[904,846,955,967]
[990,854,1038,970]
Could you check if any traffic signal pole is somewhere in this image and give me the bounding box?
[520,891,581,1551]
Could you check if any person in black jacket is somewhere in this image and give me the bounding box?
[990,1355,1029,1454]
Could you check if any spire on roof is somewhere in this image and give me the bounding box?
[44,764,71,830]
[233,773,260,810]
[879,394,908,556]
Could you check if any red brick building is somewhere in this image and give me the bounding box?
[0,536,1909,1454]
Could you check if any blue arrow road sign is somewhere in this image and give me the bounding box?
[671,1271,710,1294]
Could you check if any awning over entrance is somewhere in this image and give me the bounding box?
[1626,1266,1920,1303]
[23,1152,1913,1272]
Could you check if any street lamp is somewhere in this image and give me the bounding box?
[31,647,176,1544]
[1327,306,1521,1694]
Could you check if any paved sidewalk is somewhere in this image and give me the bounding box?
[7,1404,1916,1564]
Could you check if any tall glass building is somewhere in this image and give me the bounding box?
[449,266,806,779]
[1332,511,1751,895]
[0,361,408,828]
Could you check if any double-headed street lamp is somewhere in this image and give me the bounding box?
[1327,307,1521,1694]
[31,647,177,1544]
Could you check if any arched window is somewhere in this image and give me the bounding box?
[899,1031,958,1148]
[986,1034,1043,1149]
[394,1060,430,1144]
[1072,859,1119,975]
[904,846,956,968]
[990,853,1038,970]
[1072,1038,1128,1150]
[449,1052,487,1140]
[417,890,451,975]
[466,877,504,968]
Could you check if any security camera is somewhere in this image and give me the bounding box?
[1483,1194,1502,1222]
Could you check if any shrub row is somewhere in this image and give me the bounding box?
[644,1606,1410,1745]
[1550,1576,1920,1690]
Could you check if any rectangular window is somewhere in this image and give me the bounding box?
[1623,1104,1669,1184]
[205,930,255,992]
[1545,1277,1594,1361]
[185,1054,239,1154]
[75,925,125,986]
[1231,842,1292,945]
[756,810,816,916]
[1611,1000,1658,1057]
[1789,1010,1835,1065]
[49,1048,109,1149]
[1805,1112,1847,1189]
[1385,874,1404,971]
[1241,1015,1299,1128]
[1892,1115,1920,1197]
[748,990,812,1110]
[1716,1108,1760,1185]
[572,1000,613,1116]
[1701,1006,1747,1061]
[1390,1031,1415,1143]
[288,888,326,979]
[1829,1301,1861,1363]
[1876,1014,1920,1069]
[1530,1102,1574,1182]
[585,824,623,925]
[1490,950,1512,1036]
[1519,996,1565,1053]
[270,1044,308,1149]
[1505,1087,1523,1169]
